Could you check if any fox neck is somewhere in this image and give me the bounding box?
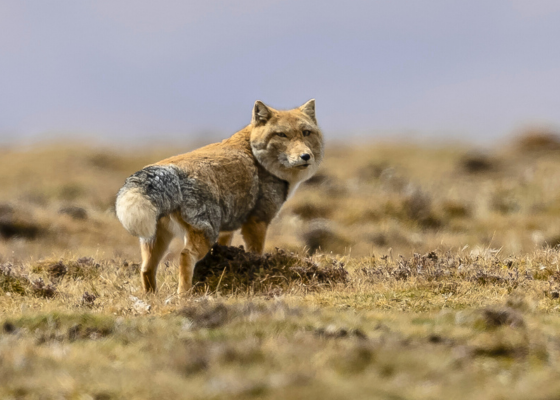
[250,144,318,191]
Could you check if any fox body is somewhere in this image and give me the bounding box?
[116,100,323,293]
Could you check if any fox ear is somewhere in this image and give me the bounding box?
[299,99,316,122]
[253,101,272,126]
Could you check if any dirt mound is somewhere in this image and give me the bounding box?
[193,245,348,294]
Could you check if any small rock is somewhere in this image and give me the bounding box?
[130,296,151,314]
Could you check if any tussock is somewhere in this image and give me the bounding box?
[360,250,528,289]
[404,190,442,229]
[178,300,304,331]
[178,303,230,329]
[291,203,332,220]
[315,325,368,339]
[481,307,525,329]
[47,261,67,279]
[58,205,88,220]
[81,291,97,306]
[0,210,43,240]
[0,264,57,298]
[193,244,348,294]
[511,127,560,154]
[459,152,496,174]
[441,200,470,219]
[34,257,100,280]
[67,323,112,341]
[0,263,29,295]
[302,221,351,254]
[29,278,57,298]
[357,162,388,182]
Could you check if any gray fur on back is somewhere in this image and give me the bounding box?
[118,165,222,242]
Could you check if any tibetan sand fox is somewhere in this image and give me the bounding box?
[116,100,324,293]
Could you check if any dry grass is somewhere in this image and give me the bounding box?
[3,131,560,399]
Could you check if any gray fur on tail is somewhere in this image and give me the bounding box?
[120,166,183,216]
[116,165,183,239]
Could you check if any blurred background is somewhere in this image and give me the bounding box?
[2,0,560,144]
[1,1,560,260]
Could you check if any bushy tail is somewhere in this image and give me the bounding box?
[115,166,183,240]
[116,187,158,239]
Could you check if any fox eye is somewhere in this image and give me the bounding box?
[303,130,312,137]
[276,132,287,138]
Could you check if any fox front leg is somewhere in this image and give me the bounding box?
[241,216,268,254]
[217,231,235,246]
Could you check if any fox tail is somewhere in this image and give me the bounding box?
[115,165,183,240]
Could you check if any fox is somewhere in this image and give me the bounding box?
[116,99,324,294]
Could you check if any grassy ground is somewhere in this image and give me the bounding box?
[3,132,560,399]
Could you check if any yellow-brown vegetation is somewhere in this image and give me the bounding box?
[3,131,560,399]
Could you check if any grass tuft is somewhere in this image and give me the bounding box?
[194,244,348,294]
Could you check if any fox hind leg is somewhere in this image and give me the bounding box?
[178,227,211,294]
[139,216,175,292]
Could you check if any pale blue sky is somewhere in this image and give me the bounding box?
[1,0,559,144]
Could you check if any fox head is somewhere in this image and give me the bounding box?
[250,99,324,185]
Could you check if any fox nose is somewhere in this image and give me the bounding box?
[300,153,311,161]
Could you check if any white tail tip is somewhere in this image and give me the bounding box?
[116,188,158,239]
